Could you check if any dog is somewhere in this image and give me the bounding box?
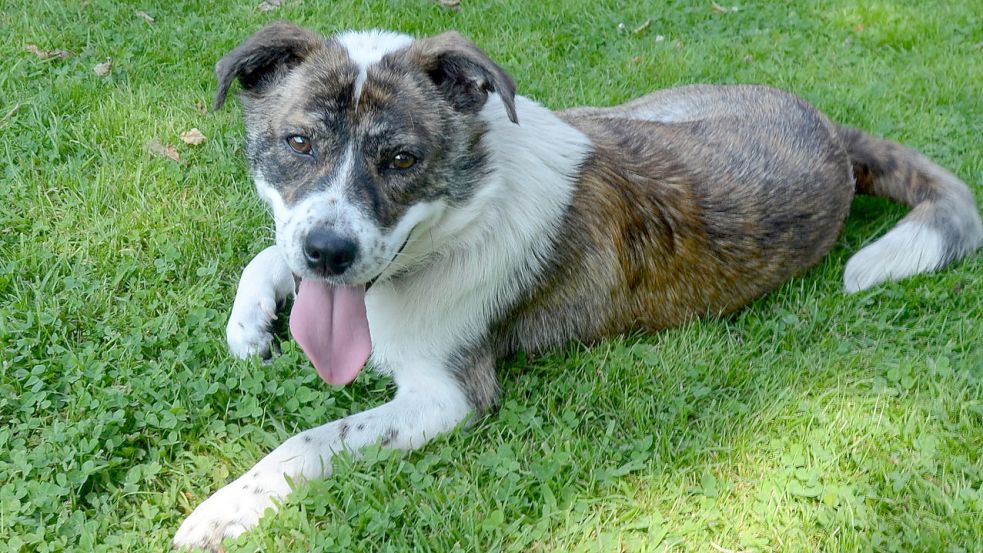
[173,21,982,549]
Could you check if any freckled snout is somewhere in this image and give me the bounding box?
[303,229,359,276]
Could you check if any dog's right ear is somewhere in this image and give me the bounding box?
[213,21,324,110]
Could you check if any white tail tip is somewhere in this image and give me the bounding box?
[843,223,945,293]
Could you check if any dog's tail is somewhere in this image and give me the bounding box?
[838,126,982,292]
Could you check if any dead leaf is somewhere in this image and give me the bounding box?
[257,0,281,11]
[135,10,155,24]
[195,100,208,115]
[94,58,113,77]
[25,44,71,60]
[633,20,651,36]
[146,139,181,162]
[853,23,865,33]
[180,128,207,145]
[711,2,738,13]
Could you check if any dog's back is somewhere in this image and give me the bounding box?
[496,85,981,354]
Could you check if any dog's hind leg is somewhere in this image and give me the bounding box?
[172,355,476,551]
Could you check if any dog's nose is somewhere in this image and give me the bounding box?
[303,229,358,276]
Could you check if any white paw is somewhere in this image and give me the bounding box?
[226,295,278,359]
[173,479,277,551]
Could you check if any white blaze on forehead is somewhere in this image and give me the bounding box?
[336,30,414,100]
[334,144,355,188]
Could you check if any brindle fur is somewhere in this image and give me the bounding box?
[494,86,853,356]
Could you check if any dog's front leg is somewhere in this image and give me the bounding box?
[225,245,296,360]
[172,359,475,551]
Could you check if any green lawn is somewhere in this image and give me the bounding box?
[2,0,982,551]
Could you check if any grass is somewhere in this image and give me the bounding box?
[1,0,981,551]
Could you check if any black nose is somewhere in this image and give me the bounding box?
[303,229,358,276]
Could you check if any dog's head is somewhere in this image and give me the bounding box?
[215,21,518,285]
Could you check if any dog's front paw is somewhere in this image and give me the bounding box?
[173,481,276,551]
[226,295,279,360]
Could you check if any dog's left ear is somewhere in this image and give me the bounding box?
[407,32,518,124]
[213,21,325,111]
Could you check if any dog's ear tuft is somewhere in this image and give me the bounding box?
[407,32,518,124]
[214,21,324,111]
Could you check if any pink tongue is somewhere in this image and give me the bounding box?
[289,280,371,386]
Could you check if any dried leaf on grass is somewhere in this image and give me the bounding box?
[257,0,281,12]
[146,139,181,162]
[195,100,208,115]
[711,2,739,13]
[25,44,71,60]
[135,10,155,24]
[94,58,113,77]
[633,20,651,36]
[180,128,207,146]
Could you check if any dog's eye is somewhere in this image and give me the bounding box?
[286,135,313,155]
[389,152,417,170]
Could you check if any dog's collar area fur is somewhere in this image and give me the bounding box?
[365,231,413,292]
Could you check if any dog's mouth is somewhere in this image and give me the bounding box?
[288,230,414,387]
